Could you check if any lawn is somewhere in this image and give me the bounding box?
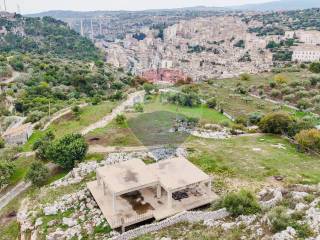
[185,134,320,184]
[144,96,232,125]
[22,101,118,151]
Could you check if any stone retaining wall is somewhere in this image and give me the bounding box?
[111,209,229,240]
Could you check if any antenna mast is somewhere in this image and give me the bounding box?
[17,4,21,14]
[3,0,7,11]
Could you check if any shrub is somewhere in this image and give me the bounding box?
[219,190,261,217]
[297,98,312,110]
[310,76,320,86]
[248,112,264,125]
[46,134,88,170]
[288,118,314,137]
[25,162,49,187]
[33,131,55,161]
[240,73,251,81]
[309,62,320,73]
[0,161,15,189]
[274,74,288,85]
[295,129,320,153]
[0,137,5,149]
[269,81,277,88]
[271,89,281,97]
[235,115,248,126]
[25,110,45,123]
[268,206,290,233]
[134,103,144,113]
[283,94,295,102]
[115,114,126,125]
[143,83,154,94]
[207,97,217,109]
[281,86,293,95]
[259,112,295,135]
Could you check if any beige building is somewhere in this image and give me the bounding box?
[292,44,320,62]
[87,157,216,229]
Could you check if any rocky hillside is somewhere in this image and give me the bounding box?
[0,13,100,61]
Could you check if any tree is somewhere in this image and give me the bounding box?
[295,129,320,153]
[259,112,295,135]
[115,114,126,125]
[25,162,49,187]
[143,83,154,95]
[309,62,320,73]
[0,162,15,189]
[207,97,217,109]
[33,131,55,161]
[46,134,88,170]
[0,137,5,149]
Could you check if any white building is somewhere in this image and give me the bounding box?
[2,123,33,145]
[292,44,320,62]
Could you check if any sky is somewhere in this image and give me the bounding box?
[2,0,275,14]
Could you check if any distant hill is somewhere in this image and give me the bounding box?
[230,0,320,11]
[0,14,100,61]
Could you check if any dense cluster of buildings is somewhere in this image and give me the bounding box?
[286,30,320,62]
[101,16,274,81]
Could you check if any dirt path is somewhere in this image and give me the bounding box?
[42,103,88,130]
[0,182,31,211]
[0,71,21,84]
[81,91,145,135]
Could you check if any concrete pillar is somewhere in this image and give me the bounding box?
[157,185,161,199]
[112,193,116,214]
[167,191,172,209]
[207,179,212,195]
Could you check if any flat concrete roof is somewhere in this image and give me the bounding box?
[148,157,210,191]
[97,159,159,195]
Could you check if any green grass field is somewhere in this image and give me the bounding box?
[22,101,118,151]
[185,134,320,184]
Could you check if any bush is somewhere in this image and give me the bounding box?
[0,161,15,189]
[46,134,88,170]
[0,137,5,149]
[309,62,320,73]
[271,89,281,97]
[25,162,49,187]
[240,73,251,81]
[219,190,260,217]
[269,81,277,88]
[295,129,320,153]
[143,83,154,95]
[115,114,126,125]
[274,74,288,85]
[248,112,264,125]
[297,98,312,110]
[134,103,144,113]
[207,97,217,109]
[25,110,45,123]
[259,112,295,135]
[268,206,291,233]
[33,131,55,160]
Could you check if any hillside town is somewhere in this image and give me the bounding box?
[2,2,320,240]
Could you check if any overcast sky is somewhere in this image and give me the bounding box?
[2,0,275,14]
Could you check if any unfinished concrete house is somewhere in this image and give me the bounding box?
[87,157,216,229]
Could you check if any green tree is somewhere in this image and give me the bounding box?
[0,137,5,149]
[207,97,217,109]
[0,161,15,189]
[143,83,154,95]
[25,162,49,187]
[115,114,126,125]
[46,134,88,170]
[309,62,320,73]
[33,131,55,161]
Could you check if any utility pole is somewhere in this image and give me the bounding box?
[90,19,94,40]
[80,19,84,36]
[99,18,102,35]
[3,0,7,11]
[48,100,51,118]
